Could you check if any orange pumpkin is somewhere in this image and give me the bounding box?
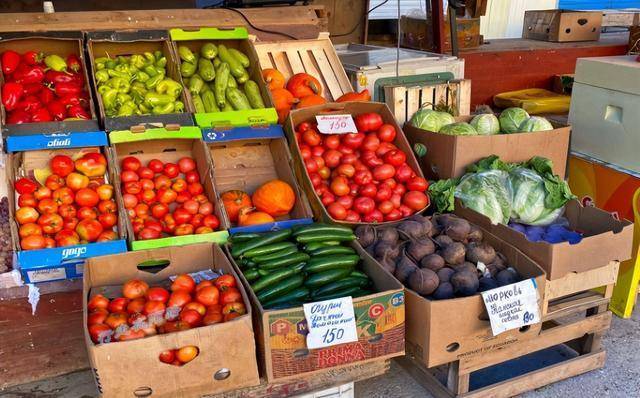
[286,73,322,98]
[252,179,295,217]
[262,68,285,90]
[296,94,327,109]
[238,207,275,226]
[221,190,252,223]
[271,88,297,111]
[336,89,371,103]
[277,108,290,124]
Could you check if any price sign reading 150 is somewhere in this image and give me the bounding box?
[316,115,357,135]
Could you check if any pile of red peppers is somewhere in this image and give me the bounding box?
[1,50,92,124]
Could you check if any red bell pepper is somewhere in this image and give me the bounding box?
[1,50,21,75]
[22,83,42,96]
[22,51,43,66]
[66,54,81,73]
[47,100,66,121]
[15,177,37,194]
[6,109,30,124]
[45,70,77,85]
[67,104,90,120]
[59,93,83,107]
[15,95,42,112]
[53,82,82,97]
[39,87,54,105]
[31,107,53,122]
[2,82,24,111]
[13,64,45,85]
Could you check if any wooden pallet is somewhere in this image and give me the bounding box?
[383,79,471,125]
[397,262,618,398]
[251,32,353,102]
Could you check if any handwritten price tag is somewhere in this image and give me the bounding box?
[303,296,358,349]
[315,115,357,135]
[481,278,541,336]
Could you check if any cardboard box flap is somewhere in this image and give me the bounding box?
[86,29,168,42]
[6,131,107,153]
[0,31,83,40]
[170,27,248,41]
[566,201,633,236]
[202,125,283,143]
[109,126,201,143]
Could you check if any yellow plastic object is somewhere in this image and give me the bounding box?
[493,88,571,114]
[611,187,640,317]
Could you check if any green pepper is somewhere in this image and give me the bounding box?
[97,85,112,95]
[156,78,183,98]
[144,52,155,63]
[116,92,132,105]
[107,77,129,92]
[116,55,128,65]
[135,71,150,83]
[44,54,67,71]
[144,65,158,77]
[107,69,130,79]
[180,61,197,78]
[154,50,163,60]
[200,43,218,59]
[117,103,136,117]
[198,58,216,82]
[95,56,110,64]
[95,69,110,84]
[105,59,117,69]
[144,92,174,107]
[145,74,164,90]
[188,74,205,95]
[138,103,150,114]
[95,62,105,71]
[131,54,146,69]
[152,102,175,115]
[101,88,118,110]
[174,101,185,112]
[155,57,167,69]
[178,46,196,63]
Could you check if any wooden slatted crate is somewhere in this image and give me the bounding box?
[251,32,353,101]
[383,79,471,125]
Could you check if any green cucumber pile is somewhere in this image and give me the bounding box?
[230,224,374,310]
[177,43,266,113]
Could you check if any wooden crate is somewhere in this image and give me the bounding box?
[383,79,471,124]
[251,32,353,101]
[396,262,618,398]
[523,10,602,42]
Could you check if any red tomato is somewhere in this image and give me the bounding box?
[321,191,335,206]
[187,182,204,196]
[195,286,220,306]
[375,185,392,202]
[296,121,313,132]
[330,176,350,196]
[349,183,360,197]
[378,200,395,215]
[214,275,237,291]
[38,213,63,234]
[372,164,396,180]
[407,176,429,191]
[341,132,365,149]
[105,312,128,329]
[123,279,149,299]
[184,302,206,316]
[340,153,358,165]
[344,210,361,222]
[159,350,176,364]
[180,309,202,327]
[335,164,355,178]
[355,113,383,132]
[87,309,109,326]
[385,208,403,221]
[45,174,64,190]
[302,130,321,146]
[362,152,384,169]
[363,209,384,223]
[173,222,194,236]
[327,202,347,220]
[171,274,195,293]
[403,191,429,211]
[98,213,117,228]
[148,159,164,173]
[173,208,192,224]
[311,146,325,157]
[185,170,200,184]
[309,173,322,188]
[323,149,342,168]
[75,188,99,207]
[154,175,172,190]
[318,166,331,180]
[299,145,312,160]
[383,150,407,167]
[359,183,377,198]
[147,287,170,303]
[377,124,397,142]
[178,157,196,173]
[353,170,373,185]
[127,298,145,314]
[202,215,220,230]
[353,197,375,215]
[18,193,37,208]
[304,158,318,173]
[220,288,242,305]
[313,156,325,170]
[324,135,340,149]
[167,290,191,308]
[203,312,223,325]
[362,133,380,152]
[376,142,397,157]
[144,300,166,316]
[151,203,170,219]
[108,297,130,313]
[398,204,414,217]
[89,323,113,344]
[120,170,139,183]
[183,200,199,215]
[336,195,353,210]
[51,155,75,177]
[88,294,110,312]
[137,167,154,180]
[337,144,354,155]
[176,346,199,363]
[393,184,407,196]
[395,164,414,182]
[163,163,179,178]
[121,156,141,172]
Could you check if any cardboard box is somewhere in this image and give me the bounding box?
[455,199,634,280]
[403,115,571,180]
[228,236,405,382]
[6,132,127,283]
[523,10,602,42]
[284,101,429,226]
[83,243,260,397]
[202,124,314,233]
[0,32,100,137]
[403,225,546,368]
[109,126,228,250]
[400,15,481,52]
[169,27,277,129]
[86,30,194,131]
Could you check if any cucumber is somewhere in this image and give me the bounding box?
[303,241,341,252]
[229,48,250,68]
[257,274,305,303]
[243,268,259,282]
[262,287,310,309]
[251,265,303,293]
[231,229,292,258]
[258,252,310,270]
[309,246,356,256]
[264,300,304,310]
[231,232,261,243]
[296,232,356,244]
[243,80,265,109]
[304,255,360,274]
[350,270,369,280]
[293,223,353,237]
[304,267,353,289]
[311,277,370,298]
[312,286,365,301]
[253,246,299,263]
[226,87,251,110]
[218,44,245,78]
[258,269,271,277]
[243,242,297,259]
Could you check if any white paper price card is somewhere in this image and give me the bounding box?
[481,278,540,336]
[303,296,358,349]
[315,114,357,135]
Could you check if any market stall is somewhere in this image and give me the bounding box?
[0,3,638,398]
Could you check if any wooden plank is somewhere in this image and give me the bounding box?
[545,261,619,302]
[602,11,640,27]
[285,49,305,75]
[297,50,327,96]
[271,51,293,78]
[434,84,448,109]
[384,86,406,124]
[457,79,472,115]
[405,87,421,125]
[545,293,610,321]
[310,48,343,100]
[461,351,606,398]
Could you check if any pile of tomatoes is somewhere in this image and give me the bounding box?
[15,152,118,250]
[1,50,91,124]
[119,156,220,240]
[87,273,246,346]
[295,112,430,222]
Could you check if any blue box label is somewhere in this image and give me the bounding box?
[6,131,108,152]
[17,239,127,273]
[229,218,313,234]
[202,125,283,143]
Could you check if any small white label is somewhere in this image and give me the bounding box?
[315,115,357,135]
[481,278,540,336]
[75,263,84,276]
[303,296,358,349]
[27,268,66,283]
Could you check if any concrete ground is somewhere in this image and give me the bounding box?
[1,305,639,398]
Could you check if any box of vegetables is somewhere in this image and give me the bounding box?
[169,27,277,129]
[354,213,545,367]
[227,224,405,382]
[404,106,570,180]
[86,30,194,131]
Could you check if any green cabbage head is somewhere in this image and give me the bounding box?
[455,170,513,224]
[470,113,500,135]
[439,122,477,136]
[499,107,530,133]
[518,116,554,132]
[409,109,454,132]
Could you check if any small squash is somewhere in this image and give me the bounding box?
[286,73,322,98]
[336,89,371,103]
[271,88,297,111]
[252,179,295,217]
[296,94,327,109]
[262,68,285,90]
[221,190,252,223]
[238,207,275,226]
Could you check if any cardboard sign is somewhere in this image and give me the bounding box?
[316,115,357,135]
[303,296,358,349]
[481,278,541,336]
